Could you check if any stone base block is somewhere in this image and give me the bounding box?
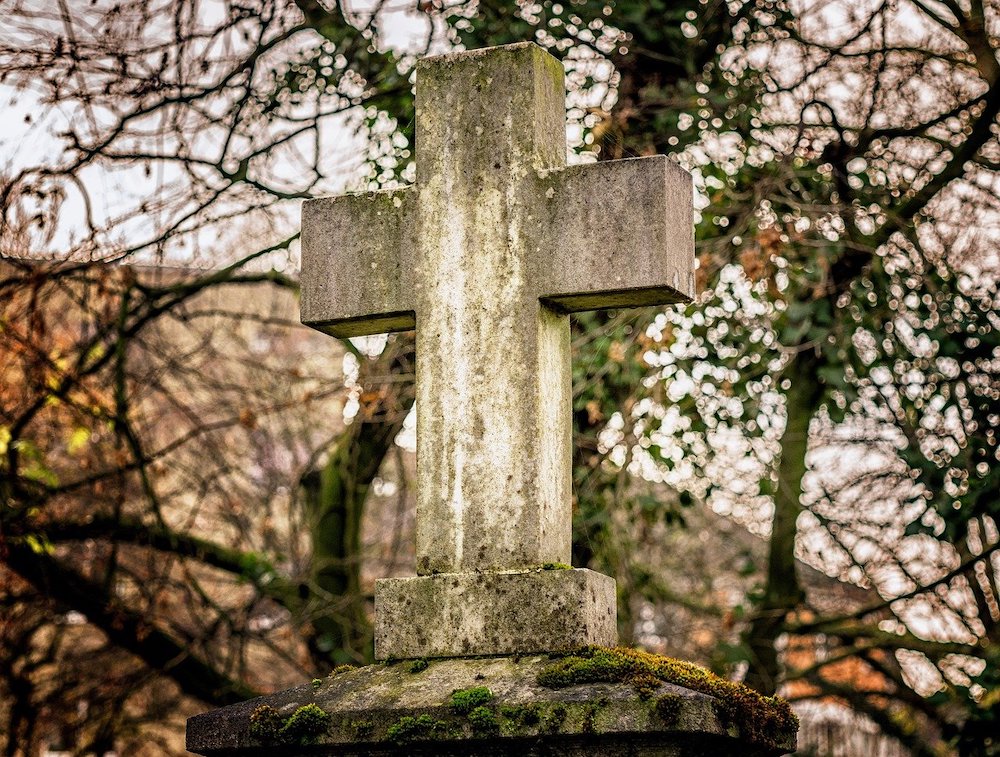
[186,653,797,756]
[374,568,616,660]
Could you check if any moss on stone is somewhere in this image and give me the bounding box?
[386,714,447,744]
[499,702,542,727]
[540,562,572,570]
[521,705,541,726]
[498,704,520,719]
[281,703,331,741]
[353,719,375,739]
[229,652,796,752]
[631,672,663,700]
[449,686,493,714]
[540,703,567,733]
[654,693,683,725]
[467,705,499,734]
[536,646,797,750]
[248,705,283,740]
[249,703,331,745]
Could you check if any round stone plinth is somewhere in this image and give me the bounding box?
[187,648,797,756]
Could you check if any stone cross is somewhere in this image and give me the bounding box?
[301,42,693,660]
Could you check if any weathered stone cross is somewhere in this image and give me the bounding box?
[301,43,693,660]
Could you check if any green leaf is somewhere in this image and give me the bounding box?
[67,427,91,455]
[25,534,54,555]
[23,463,59,488]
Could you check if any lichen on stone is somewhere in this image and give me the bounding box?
[581,702,603,733]
[537,646,797,749]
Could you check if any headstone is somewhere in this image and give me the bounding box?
[186,42,797,757]
[301,41,693,660]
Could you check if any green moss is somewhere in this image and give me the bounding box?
[540,704,567,733]
[311,678,323,688]
[353,720,375,739]
[249,703,331,745]
[499,704,521,719]
[281,703,331,741]
[386,714,446,744]
[249,705,283,740]
[631,672,663,700]
[712,698,734,727]
[522,706,541,726]
[408,658,429,674]
[537,646,797,750]
[449,686,493,714]
[541,562,572,570]
[499,703,541,727]
[467,705,499,734]
[331,664,356,675]
[654,693,683,725]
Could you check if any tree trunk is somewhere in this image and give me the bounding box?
[302,338,414,669]
[742,349,822,694]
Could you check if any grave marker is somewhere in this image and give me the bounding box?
[301,42,694,659]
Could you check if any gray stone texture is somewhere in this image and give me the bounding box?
[374,568,616,660]
[300,42,694,582]
[186,655,795,756]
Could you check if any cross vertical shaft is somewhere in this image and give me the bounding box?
[413,45,572,575]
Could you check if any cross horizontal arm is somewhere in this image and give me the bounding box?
[300,187,416,338]
[537,156,694,311]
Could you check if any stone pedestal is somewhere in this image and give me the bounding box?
[374,568,616,659]
[186,651,797,756]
